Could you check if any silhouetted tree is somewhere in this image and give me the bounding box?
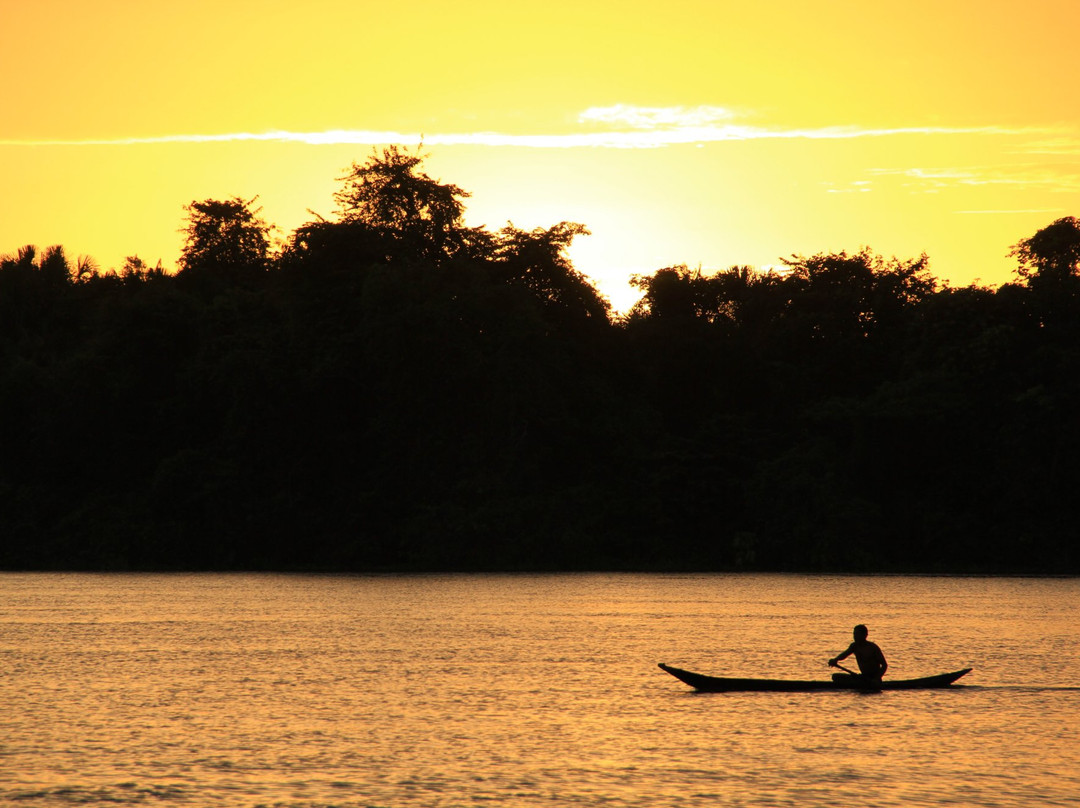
[74,254,99,282]
[333,145,488,262]
[627,264,771,329]
[38,245,74,285]
[1011,216,1080,284]
[494,222,609,324]
[282,219,394,274]
[179,196,273,278]
[1009,217,1080,328]
[628,265,700,321]
[0,244,76,343]
[0,244,73,285]
[781,249,935,343]
[121,255,168,283]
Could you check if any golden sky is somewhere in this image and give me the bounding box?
[3,0,1078,310]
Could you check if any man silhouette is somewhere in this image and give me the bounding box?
[829,624,888,682]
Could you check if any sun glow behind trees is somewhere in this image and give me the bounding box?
[1,0,1079,311]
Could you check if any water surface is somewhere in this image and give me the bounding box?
[2,573,1077,807]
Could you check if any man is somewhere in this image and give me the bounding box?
[829,624,888,681]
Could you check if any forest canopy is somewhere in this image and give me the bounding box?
[2,148,1078,573]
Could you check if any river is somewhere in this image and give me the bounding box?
[2,573,1077,807]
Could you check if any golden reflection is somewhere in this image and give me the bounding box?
[1,573,1078,806]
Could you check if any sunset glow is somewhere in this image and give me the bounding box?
[3,0,1078,310]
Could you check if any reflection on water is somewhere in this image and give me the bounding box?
[1,573,1078,807]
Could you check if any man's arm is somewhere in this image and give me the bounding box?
[828,643,855,667]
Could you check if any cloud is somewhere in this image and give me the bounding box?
[1016,137,1080,156]
[954,208,1066,215]
[578,104,738,129]
[868,165,1080,194]
[0,107,1051,150]
[824,180,873,194]
[0,125,1027,150]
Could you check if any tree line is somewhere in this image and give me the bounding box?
[2,147,1079,573]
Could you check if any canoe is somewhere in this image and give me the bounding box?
[658,662,972,692]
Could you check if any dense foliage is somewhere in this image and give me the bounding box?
[2,149,1079,573]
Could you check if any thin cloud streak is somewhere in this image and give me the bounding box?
[578,104,739,128]
[0,124,1041,149]
[954,208,1065,214]
[869,165,1080,193]
[1016,137,1080,156]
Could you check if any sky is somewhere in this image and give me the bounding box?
[3,0,1079,311]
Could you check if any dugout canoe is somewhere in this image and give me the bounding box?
[658,663,972,692]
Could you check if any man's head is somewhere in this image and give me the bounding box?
[853,624,869,640]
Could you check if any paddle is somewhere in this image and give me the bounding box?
[830,661,857,676]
